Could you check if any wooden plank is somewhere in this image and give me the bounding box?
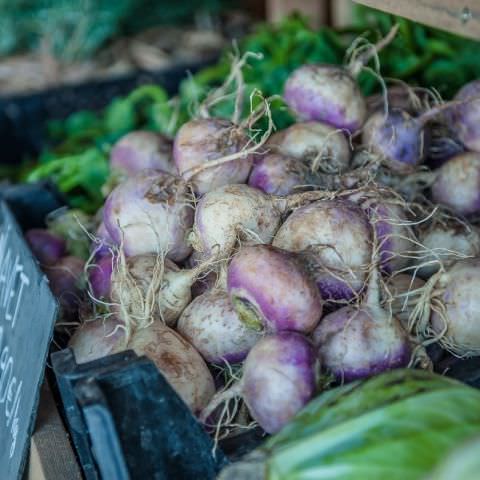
[26,379,82,480]
[266,0,329,29]
[353,0,480,39]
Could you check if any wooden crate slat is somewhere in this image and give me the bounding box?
[353,0,480,39]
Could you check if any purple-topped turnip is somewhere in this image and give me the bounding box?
[248,152,305,196]
[227,244,323,333]
[173,118,253,195]
[313,265,411,382]
[110,130,174,176]
[200,332,317,434]
[25,228,66,266]
[283,25,399,133]
[273,199,372,302]
[103,169,193,261]
[88,252,115,301]
[177,288,260,364]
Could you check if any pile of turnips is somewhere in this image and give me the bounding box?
[25,29,480,438]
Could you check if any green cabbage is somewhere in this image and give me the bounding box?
[219,370,480,480]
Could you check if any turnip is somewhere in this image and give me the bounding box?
[283,25,399,133]
[415,219,480,278]
[110,130,174,176]
[103,169,194,261]
[128,321,215,414]
[177,288,260,364]
[227,245,323,333]
[25,229,66,266]
[450,79,480,152]
[45,255,85,321]
[248,152,305,196]
[385,273,426,330]
[313,264,411,382]
[173,118,253,195]
[273,199,372,302]
[69,316,126,363]
[70,317,215,414]
[351,191,416,274]
[190,184,336,261]
[110,253,215,329]
[431,152,480,216]
[412,257,480,356]
[266,121,351,174]
[91,221,114,260]
[200,332,317,434]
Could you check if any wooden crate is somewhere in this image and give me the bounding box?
[354,0,480,39]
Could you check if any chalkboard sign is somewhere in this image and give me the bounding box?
[0,200,57,480]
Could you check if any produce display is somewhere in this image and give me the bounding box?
[20,15,480,480]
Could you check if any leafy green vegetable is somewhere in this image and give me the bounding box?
[219,370,480,480]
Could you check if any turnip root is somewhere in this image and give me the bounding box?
[450,79,480,152]
[25,229,66,266]
[70,317,215,413]
[273,199,372,302]
[412,258,480,356]
[415,220,480,278]
[177,288,260,364]
[103,169,193,261]
[110,253,215,329]
[266,121,351,174]
[227,245,323,333]
[200,332,317,434]
[385,273,426,330]
[283,26,399,133]
[431,152,480,216]
[313,265,410,382]
[173,118,253,195]
[110,131,174,176]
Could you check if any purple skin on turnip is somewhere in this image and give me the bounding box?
[273,199,372,302]
[25,229,66,266]
[88,252,114,301]
[177,288,260,364]
[103,169,193,261]
[227,244,323,333]
[362,108,430,174]
[110,130,175,176]
[173,118,253,195]
[431,152,480,216]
